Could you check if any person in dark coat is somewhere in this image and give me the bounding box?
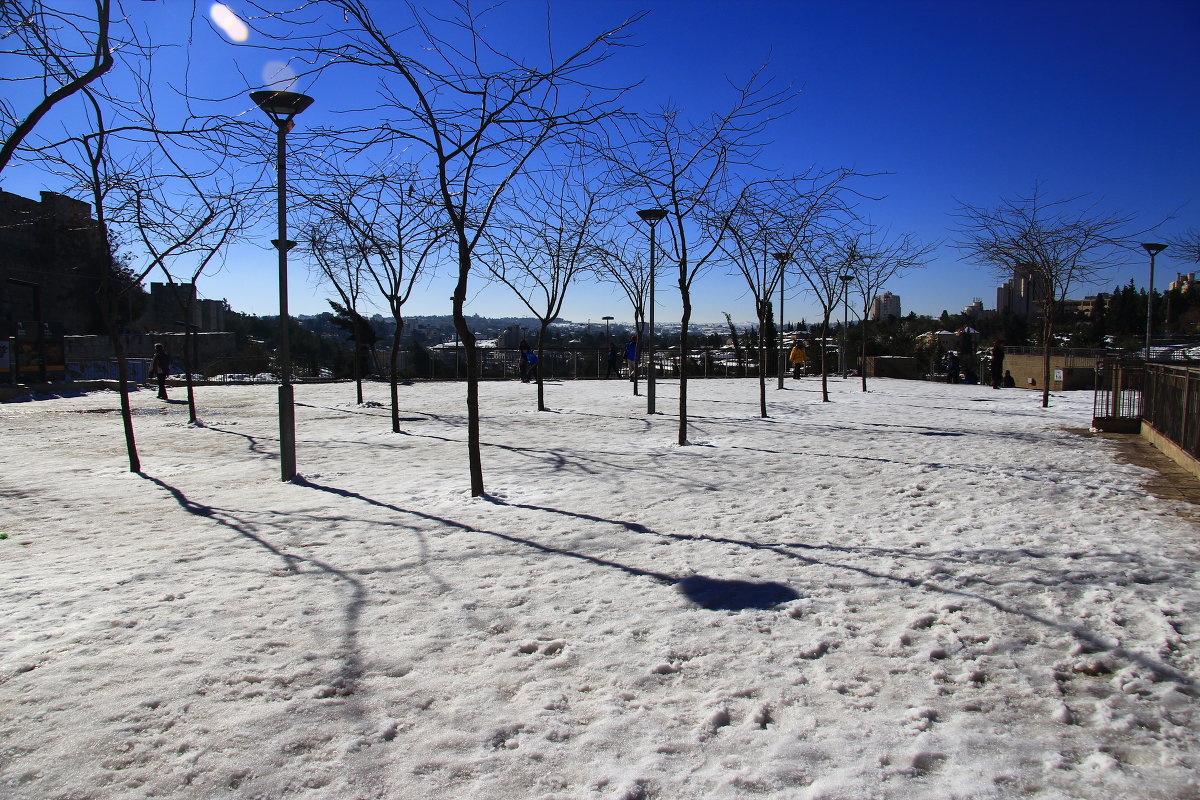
[945,351,960,384]
[991,340,1006,389]
[518,340,536,383]
[149,343,170,400]
[605,342,620,378]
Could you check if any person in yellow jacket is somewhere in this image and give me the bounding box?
[788,340,808,379]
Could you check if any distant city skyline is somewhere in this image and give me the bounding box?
[2,1,1196,326]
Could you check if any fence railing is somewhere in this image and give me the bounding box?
[378,348,801,381]
[1143,363,1200,461]
[1092,358,1145,431]
[58,349,806,385]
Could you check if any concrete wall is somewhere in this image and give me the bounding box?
[865,356,923,380]
[65,332,237,365]
[1004,353,1097,391]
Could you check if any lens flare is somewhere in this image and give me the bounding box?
[210,3,249,43]
[262,60,298,91]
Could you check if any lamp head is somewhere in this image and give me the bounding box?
[250,90,315,125]
[1142,242,1167,257]
[637,208,668,224]
[773,251,791,263]
[839,274,853,283]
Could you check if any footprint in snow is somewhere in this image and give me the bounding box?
[516,639,566,656]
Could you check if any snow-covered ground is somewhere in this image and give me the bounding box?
[0,376,1196,800]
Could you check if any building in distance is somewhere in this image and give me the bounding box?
[870,291,901,320]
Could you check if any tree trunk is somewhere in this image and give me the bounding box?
[536,322,549,412]
[105,307,140,473]
[1041,314,1053,408]
[757,303,768,417]
[452,243,484,496]
[678,280,692,446]
[389,316,404,433]
[353,317,363,405]
[184,324,197,424]
[860,313,869,392]
[631,317,642,397]
[820,313,831,402]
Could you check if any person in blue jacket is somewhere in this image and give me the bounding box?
[624,334,639,380]
[518,340,538,383]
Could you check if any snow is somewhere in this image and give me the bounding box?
[0,377,1197,799]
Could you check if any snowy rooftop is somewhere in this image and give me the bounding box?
[0,377,1196,798]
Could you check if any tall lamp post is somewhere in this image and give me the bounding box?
[773,252,790,389]
[839,274,853,378]
[1142,242,1167,361]
[251,89,314,481]
[637,208,667,414]
[602,315,614,340]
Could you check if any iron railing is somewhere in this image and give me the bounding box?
[1143,363,1200,460]
[58,349,803,385]
[1092,357,1145,426]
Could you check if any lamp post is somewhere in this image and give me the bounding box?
[773,252,790,389]
[637,208,667,414]
[839,274,853,378]
[251,88,314,481]
[602,315,613,340]
[1142,242,1167,361]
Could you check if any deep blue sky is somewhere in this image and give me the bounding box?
[4,0,1198,326]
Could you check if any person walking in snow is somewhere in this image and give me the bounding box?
[518,340,537,383]
[149,342,171,400]
[945,351,960,384]
[624,334,639,381]
[605,342,620,378]
[788,340,808,379]
[990,340,1006,389]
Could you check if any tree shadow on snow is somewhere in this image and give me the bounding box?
[675,575,800,610]
[137,471,368,702]
[300,480,798,612]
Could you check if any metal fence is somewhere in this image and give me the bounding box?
[1092,358,1145,431]
[61,348,794,384]
[1143,363,1200,460]
[383,348,791,381]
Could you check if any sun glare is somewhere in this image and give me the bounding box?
[210,3,249,43]
[262,60,298,91]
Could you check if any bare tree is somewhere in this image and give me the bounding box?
[955,187,1139,407]
[300,168,446,433]
[254,0,642,496]
[133,169,252,423]
[723,171,864,415]
[614,72,794,444]
[37,86,156,471]
[796,232,860,402]
[0,0,117,175]
[298,217,372,404]
[1170,229,1200,263]
[486,164,607,410]
[721,185,780,416]
[594,227,650,395]
[849,229,934,392]
[10,4,254,471]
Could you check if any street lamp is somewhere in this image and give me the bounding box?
[839,274,853,378]
[637,208,667,414]
[1142,242,1167,361]
[773,252,790,389]
[251,88,314,481]
[602,315,614,340]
